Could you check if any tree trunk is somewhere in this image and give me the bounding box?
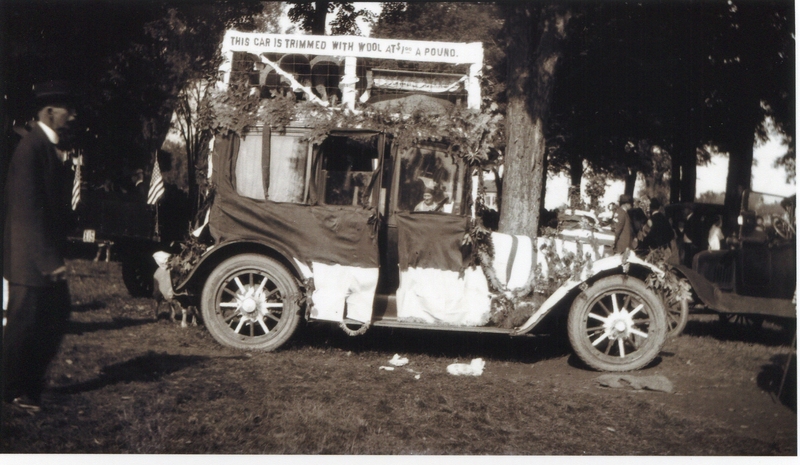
[312,2,329,35]
[624,169,637,198]
[498,5,571,237]
[723,130,755,231]
[679,154,696,203]
[568,154,582,208]
[670,157,682,203]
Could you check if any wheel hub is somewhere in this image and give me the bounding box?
[605,310,635,340]
[241,298,257,314]
[236,288,269,321]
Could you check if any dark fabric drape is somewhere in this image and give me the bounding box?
[396,212,471,272]
[209,131,379,268]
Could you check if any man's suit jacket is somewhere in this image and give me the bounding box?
[642,211,674,249]
[613,206,633,254]
[4,123,72,286]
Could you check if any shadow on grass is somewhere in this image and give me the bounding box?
[52,351,210,394]
[65,317,152,335]
[289,322,573,365]
[682,316,795,347]
[71,300,107,313]
[757,352,797,412]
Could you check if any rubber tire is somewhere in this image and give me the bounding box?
[201,254,301,351]
[121,248,157,297]
[568,275,667,372]
[664,295,689,338]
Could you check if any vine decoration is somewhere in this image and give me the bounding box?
[643,246,692,309]
[464,216,598,329]
[166,233,210,285]
[208,82,504,167]
[166,190,216,285]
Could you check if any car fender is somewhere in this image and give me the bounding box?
[511,253,663,335]
[174,239,303,294]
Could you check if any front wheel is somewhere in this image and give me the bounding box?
[201,254,301,351]
[568,275,667,372]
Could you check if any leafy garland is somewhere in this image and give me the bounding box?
[464,214,599,329]
[207,83,504,165]
[166,233,210,285]
[166,190,215,285]
[643,246,692,308]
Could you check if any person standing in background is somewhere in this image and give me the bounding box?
[707,215,725,251]
[3,81,77,413]
[641,198,674,251]
[613,194,634,254]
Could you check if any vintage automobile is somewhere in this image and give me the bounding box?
[168,125,679,372]
[556,209,615,251]
[674,191,796,328]
[165,31,680,373]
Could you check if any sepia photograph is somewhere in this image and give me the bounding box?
[1,0,796,457]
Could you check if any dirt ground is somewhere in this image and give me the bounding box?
[1,259,796,455]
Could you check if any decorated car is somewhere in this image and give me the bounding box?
[164,31,678,373]
[556,209,615,251]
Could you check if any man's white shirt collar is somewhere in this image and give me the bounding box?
[38,122,70,162]
[37,121,59,145]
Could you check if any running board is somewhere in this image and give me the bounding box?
[343,317,531,335]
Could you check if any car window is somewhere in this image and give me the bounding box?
[320,134,380,206]
[235,133,266,200]
[234,130,309,203]
[397,146,462,214]
[269,133,308,203]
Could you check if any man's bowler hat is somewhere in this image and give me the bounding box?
[32,80,74,108]
[618,194,633,205]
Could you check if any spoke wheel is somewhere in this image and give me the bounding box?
[661,291,689,338]
[201,254,300,351]
[718,313,764,330]
[568,275,667,372]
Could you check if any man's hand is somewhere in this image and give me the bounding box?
[47,266,67,282]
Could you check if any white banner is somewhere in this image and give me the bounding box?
[222,31,483,65]
[372,70,466,93]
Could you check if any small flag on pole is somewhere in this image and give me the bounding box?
[147,157,165,205]
[71,152,82,210]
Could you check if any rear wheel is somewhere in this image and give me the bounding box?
[663,293,689,338]
[568,275,667,372]
[120,243,157,297]
[201,254,301,351]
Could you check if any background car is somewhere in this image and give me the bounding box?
[557,209,615,252]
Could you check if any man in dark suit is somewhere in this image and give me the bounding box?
[3,81,77,412]
[641,198,674,250]
[613,194,634,254]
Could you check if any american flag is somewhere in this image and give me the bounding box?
[71,153,81,210]
[147,158,165,205]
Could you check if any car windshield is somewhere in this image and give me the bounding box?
[559,214,597,230]
[747,192,790,229]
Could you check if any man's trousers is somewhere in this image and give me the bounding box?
[2,281,71,403]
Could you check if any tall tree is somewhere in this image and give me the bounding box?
[498,4,572,237]
[2,1,264,183]
[287,2,372,35]
[698,0,794,225]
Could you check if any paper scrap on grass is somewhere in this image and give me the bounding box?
[389,354,409,367]
[447,358,485,376]
[595,374,674,393]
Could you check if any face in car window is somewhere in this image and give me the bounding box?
[398,147,461,214]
